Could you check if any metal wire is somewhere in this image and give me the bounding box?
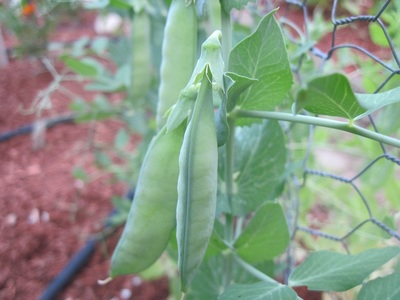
[278,0,400,280]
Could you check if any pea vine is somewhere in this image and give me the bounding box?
[73,0,400,299]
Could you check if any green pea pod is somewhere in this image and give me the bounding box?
[130,10,151,103]
[156,0,197,129]
[176,69,218,292]
[110,123,185,277]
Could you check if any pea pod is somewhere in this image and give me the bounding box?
[156,0,197,129]
[110,124,185,277]
[130,10,151,103]
[176,70,218,292]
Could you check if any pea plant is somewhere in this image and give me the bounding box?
[97,0,400,299]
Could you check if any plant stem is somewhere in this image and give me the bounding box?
[220,3,232,71]
[220,3,235,289]
[234,255,277,284]
[224,117,236,230]
[223,117,236,288]
[235,110,400,148]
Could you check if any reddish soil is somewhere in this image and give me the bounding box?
[0,11,169,300]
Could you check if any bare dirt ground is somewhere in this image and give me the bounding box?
[0,11,169,300]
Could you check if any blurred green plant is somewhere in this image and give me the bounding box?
[0,0,80,57]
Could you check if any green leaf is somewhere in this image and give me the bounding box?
[224,72,258,111]
[71,36,91,56]
[95,151,112,168]
[92,95,112,111]
[90,36,109,55]
[355,85,400,120]
[204,228,228,259]
[109,0,132,9]
[288,247,400,292]
[111,196,131,212]
[234,202,290,263]
[82,0,109,9]
[139,258,165,280]
[296,73,366,120]
[71,166,89,182]
[85,79,123,92]
[219,120,287,216]
[114,128,130,150]
[185,255,275,300]
[290,40,316,60]
[115,64,131,88]
[220,0,256,13]
[358,271,400,300]
[369,22,390,48]
[69,98,89,113]
[218,281,298,300]
[131,0,147,12]
[107,196,131,226]
[228,10,293,124]
[62,56,104,77]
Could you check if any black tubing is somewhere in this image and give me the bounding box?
[38,188,134,299]
[0,114,75,143]
[38,238,97,300]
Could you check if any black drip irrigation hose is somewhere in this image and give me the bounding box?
[38,238,97,300]
[0,116,135,299]
[0,114,75,143]
[38,189,135,300]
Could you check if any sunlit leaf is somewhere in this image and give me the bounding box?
[356,85,400,120]
[289,247,400,291]
[358,270,400,300]
[218,281,299,300]
[296,73,365,120]
[229,10,293,125]
[220,0,256,13]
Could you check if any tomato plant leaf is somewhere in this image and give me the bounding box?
[228,10,293,124]
[218,120,286,216]
[288,247,400,292]
[355,85,400,120]
[218,281,299,300]
[295,73,366,120]
[357,270,400,300]
[234,202,290,263]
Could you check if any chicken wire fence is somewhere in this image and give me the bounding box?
[268,0,400,279]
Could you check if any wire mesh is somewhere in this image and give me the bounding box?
[275,0,400,283]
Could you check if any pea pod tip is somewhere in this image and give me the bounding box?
[97,277,113,285]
